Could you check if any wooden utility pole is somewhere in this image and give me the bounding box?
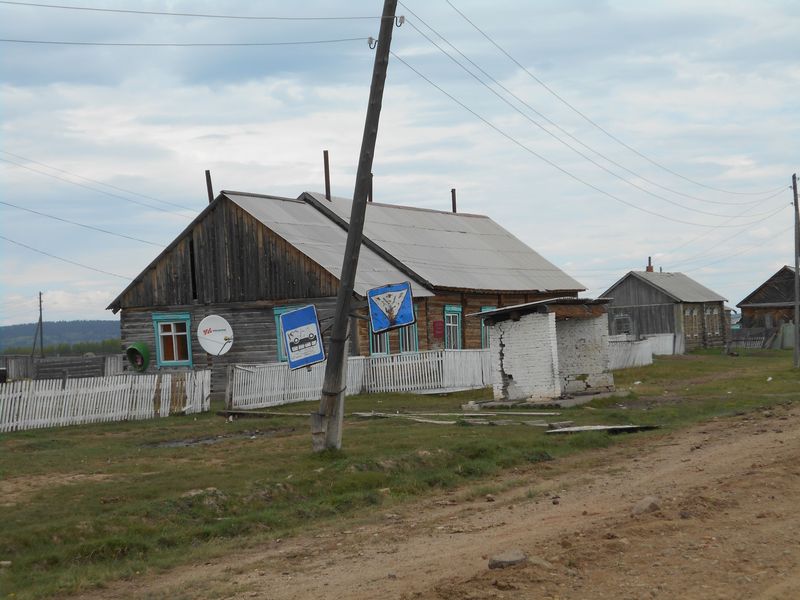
[312,0,398,452]
[793,173,799,368]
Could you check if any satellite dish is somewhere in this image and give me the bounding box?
[197,315,234,356]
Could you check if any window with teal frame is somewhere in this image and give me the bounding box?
[369,322,390,355]
[399,306,419,353]
[152,312,192,368]
[274,305,301,362]
[444,304,462,350]
[480,306,496,348]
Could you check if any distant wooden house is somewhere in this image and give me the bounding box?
[601,267,727,353]
[737,266,797,328]
[108,190,584,396]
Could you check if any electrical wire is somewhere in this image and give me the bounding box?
[401,4,774,208]
[0,1,388,21]
[445,0,786,197]
[0,200,163,246]
[684,225,793,273]
[1,157,195,217]
[390,51,783,229]
[1,150,199,210]
[0,235,132,279]
[0,37,370,47]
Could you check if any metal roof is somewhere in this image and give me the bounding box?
[626,271,727,303]
[305,192,585,293]
[467,297,609,319]
[224,192,433,298]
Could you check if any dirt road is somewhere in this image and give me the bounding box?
[85,402,800,600]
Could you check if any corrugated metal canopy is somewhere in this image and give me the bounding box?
[224,192,433,298]
[305,192,585,293]
[630,271,727,302]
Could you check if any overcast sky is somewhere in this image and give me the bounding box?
[1,0,798,326]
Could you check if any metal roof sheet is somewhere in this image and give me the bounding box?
[306,192,585,293]
[629,271,727,303]
[224,192,433,298]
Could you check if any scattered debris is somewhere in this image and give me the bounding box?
[547,421,575,430]
[485,494,496,503]
[547,424,659,435]
[488,550,528,569]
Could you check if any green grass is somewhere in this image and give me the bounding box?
[1,349,798,598]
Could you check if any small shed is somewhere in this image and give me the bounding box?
[473,298,614,402]
[601,268,728,353]
[737,266,797,328]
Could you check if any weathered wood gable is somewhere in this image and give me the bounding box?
[738,267,795,307]
[111,197,341,310]
[603,274,676,307]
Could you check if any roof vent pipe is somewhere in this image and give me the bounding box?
[205,169,214,204]
[451,188,457,213]
[323,150,331,201]
[646,256,654,273]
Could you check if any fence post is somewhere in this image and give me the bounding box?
[225,365,235,409]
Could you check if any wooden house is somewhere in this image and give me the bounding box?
[601,268,727,353]
[108,190,584,396]
[737,266,797,328]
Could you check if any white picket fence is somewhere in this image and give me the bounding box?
[0,370,211,433]
[229,349,492,410]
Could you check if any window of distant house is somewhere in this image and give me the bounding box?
[692,308,700,337]
[152,313,192,367]
[370,322,390,355]
[713,308,720,335]
[274,305,302,362]
[480,306,496,348]
[398,306,419,353]
[444,305,462,350]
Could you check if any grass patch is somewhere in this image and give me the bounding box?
[1,349,798,598]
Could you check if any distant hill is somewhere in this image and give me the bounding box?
[0,320,120,352]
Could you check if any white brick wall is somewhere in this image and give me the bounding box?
[556,315,614,394]
[488,313,560,401]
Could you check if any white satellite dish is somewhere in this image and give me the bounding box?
[197,315,234,356]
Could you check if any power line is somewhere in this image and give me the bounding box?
[1,150,197,211]
[400,4,774,209]
[0,36,370,47]
[0,1,388,20]
[684,224,794,273]
[445,0,785,198]
[0,200,163,246]
[390,51,784,229]
[1,157,195,217]
[0,235,131,279]
[664,186,791,259]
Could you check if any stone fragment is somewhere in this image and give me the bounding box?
[488,550,528,569]
[632,495,661,515]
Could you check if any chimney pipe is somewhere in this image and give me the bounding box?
[205,170,214,204]
[451,188,457,213]
[323,150,331,201]
[646,256,654,273]
[368,172,373,203]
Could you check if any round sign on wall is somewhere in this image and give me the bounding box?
[197,315,234,356]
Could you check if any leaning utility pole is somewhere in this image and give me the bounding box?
[793,173,799,368]
[31,292,44,358]
[312,0,398,451]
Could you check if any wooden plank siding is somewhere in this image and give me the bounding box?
[605,275,726,350]
[121,298,343,398]
[115,198,342,309]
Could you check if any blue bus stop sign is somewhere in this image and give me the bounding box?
[367,282,415,334]
[279,305,325,370]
